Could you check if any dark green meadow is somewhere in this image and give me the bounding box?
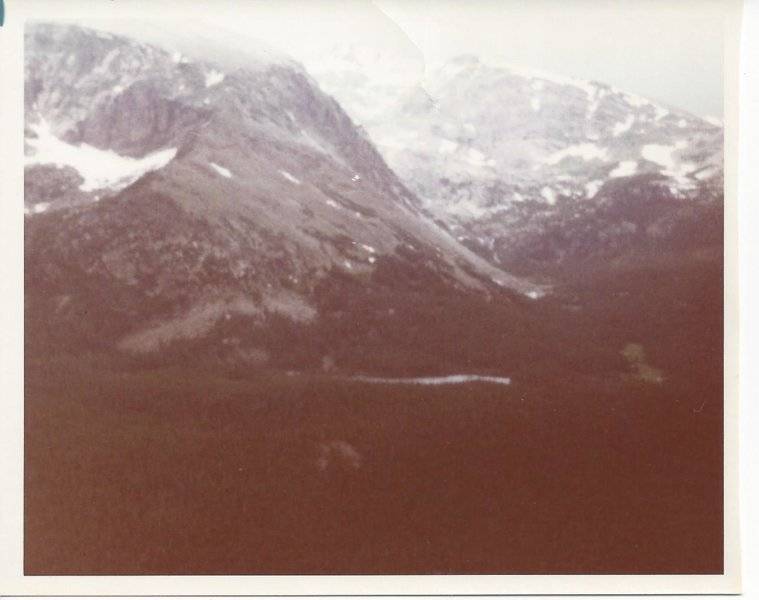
[24,250,724,574]
[25,356,722,574]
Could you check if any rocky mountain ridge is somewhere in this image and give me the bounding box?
[24,24,538,371]
[308,48,723,270]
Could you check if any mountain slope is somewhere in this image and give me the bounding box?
[308,49,723,272]
[24,24,541,371]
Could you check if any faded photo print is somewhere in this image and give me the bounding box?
[23,0,728,576]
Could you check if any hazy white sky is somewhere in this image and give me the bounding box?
[375,0,727,117]
[36,0,728,117]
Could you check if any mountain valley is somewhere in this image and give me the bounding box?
[22,22,724,576]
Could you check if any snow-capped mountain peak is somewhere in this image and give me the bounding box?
[25,24,543,361]
[307,48,723,268]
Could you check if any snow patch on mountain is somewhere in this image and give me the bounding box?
[695,166,720,181]
[204,69,225,87]
[541,186,557,205]
[641,142,697,190]
[279,170,301,185]
[545,143,608,165]
[609,160,638,178]
[353,373,512,386]
[439,139,459,154]
[641,143,685,171]
[466,148,494,168]
[612,114,635,136]
[210,162,233,178]
[623,93,651,108]
[171,50,189,64]
[25,119,177,192]
[654,106,670,121]
[446,198,490,219]
[584,180,603,198]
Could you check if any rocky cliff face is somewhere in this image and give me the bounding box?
[24,24,537,369]
[309,49,723,271]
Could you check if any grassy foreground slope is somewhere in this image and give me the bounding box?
[25,357,721,574]
[25,252,723,574]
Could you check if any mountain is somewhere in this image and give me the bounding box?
[308,48,724,273]
[22,27,725,577]
[24,24,544,372]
